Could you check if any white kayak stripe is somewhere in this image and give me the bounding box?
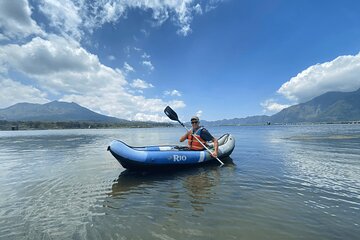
[199,151,205,162]
[159,146,173,151]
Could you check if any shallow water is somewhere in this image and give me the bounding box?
[0,125,359,239]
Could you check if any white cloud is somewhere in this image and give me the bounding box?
[204,0,223,12]
[108,55,116,61]
[0,78,49,108]
[37,0,217,39]
[278,53,360,103]
[39,0,82,40]
[142,52,150,59]
[0,1,198,120]
[142,60,155,71]
[0,35,185,119]
[193,4,203,15]
[133,112,171,122]
[170,100,186,109]
[0,35,126,95]
[0,0,44,40]
[131,79,154,89]
[102,1,124,23]
[177,25,191,36]
[196,110,202,117]
[173,1,192,36]
[123,62,134,73]
[261,99,290,114]
[61,93,185,121]
[164,89,182,97]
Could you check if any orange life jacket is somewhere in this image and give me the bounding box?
[187,127,206,150]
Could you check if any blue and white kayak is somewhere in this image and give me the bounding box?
[107,134,235,170]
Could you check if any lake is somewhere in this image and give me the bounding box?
[0,125,359,239]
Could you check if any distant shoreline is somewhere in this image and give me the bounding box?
[1,120,359,131]
[216,121,360,126]
[0,120,172,131]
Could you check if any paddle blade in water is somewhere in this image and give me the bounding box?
[164,106,179,121]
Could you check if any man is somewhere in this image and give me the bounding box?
[180,116,219,158]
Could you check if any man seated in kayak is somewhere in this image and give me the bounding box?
[179,116,219,158]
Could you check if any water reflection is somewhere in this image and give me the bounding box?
[183,169,221,212]
[108,158,235,214]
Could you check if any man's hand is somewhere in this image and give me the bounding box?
[211,151,218,158]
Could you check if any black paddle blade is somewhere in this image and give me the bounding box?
[164,106,179,121]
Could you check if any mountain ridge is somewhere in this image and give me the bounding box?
[0,100,127,123]
[1,88,360,126]
[270,88,360,123]
[200,88,360,126]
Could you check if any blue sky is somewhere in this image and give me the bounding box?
[1,0,360,121]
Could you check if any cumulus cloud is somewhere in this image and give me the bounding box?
[133,112,171,122]
[142,60,155,71]
[0,78,49,108]
[0,35,126,95]
[61,92,185,121]
[130,79,154,89]
[260,99,291,114]
[196,110,203,117]
[0,0,44,40]
[278,53,360,103]
[164,89,182,97]
[0,35,184,121]
[0,0,196,121]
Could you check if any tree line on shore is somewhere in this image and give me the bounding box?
[0,120,172,131]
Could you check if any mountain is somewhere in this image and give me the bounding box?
[200,88,360,126]
[0,101,127,123]
[200,115,271,126]
[2,88,359,126]
[270,88,360,123]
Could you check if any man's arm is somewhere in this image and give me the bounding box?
[212,137,219,158]
[180,131,190,142]
[200,128,218,157]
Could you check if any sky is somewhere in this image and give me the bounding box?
[1,0,360,122]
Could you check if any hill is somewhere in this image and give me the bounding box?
[270,88,360,123]
[200,88,360,126]
[201,115,271,126]
[0,101,126,123]
[2,88,360,129]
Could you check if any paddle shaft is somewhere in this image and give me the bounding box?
[179,121,224,166]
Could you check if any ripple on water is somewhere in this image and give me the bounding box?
[1,127,360,239]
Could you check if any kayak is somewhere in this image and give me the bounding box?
[107,133,235,170]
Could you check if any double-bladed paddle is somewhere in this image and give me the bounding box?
[164,106,224,166]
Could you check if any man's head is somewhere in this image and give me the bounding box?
[191,116,199,127]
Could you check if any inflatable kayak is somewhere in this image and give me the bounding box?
[108,133,235,170]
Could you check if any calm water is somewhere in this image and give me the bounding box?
[0,125,359,239]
